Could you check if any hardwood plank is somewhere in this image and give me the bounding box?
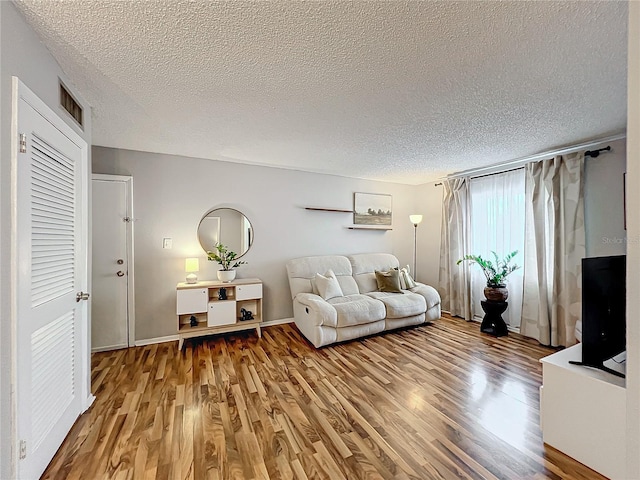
[41,315,608,480]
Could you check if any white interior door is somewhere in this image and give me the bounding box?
[91,175,133,351]
[14,79,90,479]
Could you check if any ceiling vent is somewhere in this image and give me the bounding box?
[59,82,83,127]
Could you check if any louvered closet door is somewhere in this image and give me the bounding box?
[16,93,87,480]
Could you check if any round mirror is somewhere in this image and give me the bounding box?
[197,207,253,257]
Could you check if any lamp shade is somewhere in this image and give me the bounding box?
[185,258,199,284]
[409,214,423,225]
[185,258,199,272]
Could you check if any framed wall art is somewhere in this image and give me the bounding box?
[353,192,392,226]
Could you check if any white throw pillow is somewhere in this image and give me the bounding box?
[315,269,344,300]
[397,267,407,289]
[400,265,416,289]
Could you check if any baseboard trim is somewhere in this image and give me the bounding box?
[83,394,96,413]
[262,317,294,327]
[92,343,128,353]
[135,334,179,347]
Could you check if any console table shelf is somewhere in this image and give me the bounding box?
[176,278,262,349]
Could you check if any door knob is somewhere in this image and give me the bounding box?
[76,291,90,302]
[117,271,125,277]
[117,259,124,265]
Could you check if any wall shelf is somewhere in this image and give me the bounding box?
[304,207,353,213]
[347,226,393,230]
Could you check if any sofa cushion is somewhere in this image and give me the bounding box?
[349,253,400,293]
[287,255,360,299]
[327,294,386,327]
[315,270,344,300]
[375,269,402,293]
[410,284,441,309]
[366,291,426,319]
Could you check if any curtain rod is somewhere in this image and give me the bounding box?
[435,165,524,185]
[433,133,624,186]
[584,146,612,158]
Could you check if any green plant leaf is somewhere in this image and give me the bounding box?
[457,250,519,287]
[206,242,248,270]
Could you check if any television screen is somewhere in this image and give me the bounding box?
[579,255,626,376]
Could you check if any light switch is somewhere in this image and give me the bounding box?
[163,238,172,249]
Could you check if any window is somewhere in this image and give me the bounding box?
[469,169,525,328]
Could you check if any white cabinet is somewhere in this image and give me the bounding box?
[176,288,208,314]
[540,344,626,480]
[236,283,262,301]
[176,278,263,349]
[207,301,236,327]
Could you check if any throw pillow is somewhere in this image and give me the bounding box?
[375,269,402,293]
[310,277,320,295]
[400,265,417,289]
[394,266,408,289]
[315,269,344,300]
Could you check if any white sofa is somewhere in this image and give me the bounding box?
[286,253,441,347]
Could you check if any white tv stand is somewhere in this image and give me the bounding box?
[540,344,626,479]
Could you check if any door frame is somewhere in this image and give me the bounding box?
[91,174,135,348]
[10,77,93,475]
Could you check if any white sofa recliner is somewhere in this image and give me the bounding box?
[286,253,441,347]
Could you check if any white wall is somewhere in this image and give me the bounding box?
[92,146,423,341]
[0,3,91,476]
[584,138,627,257]
[625,2,640,477]
[414,181,443,289]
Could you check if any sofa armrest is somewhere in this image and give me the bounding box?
[293,293,338,328]
[411,283,441,310]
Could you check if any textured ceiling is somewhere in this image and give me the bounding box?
[14,0,628,185]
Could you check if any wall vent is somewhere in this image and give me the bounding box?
[59,82,83,127]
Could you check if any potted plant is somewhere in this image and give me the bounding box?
[457,250,519,302]
[207,243,247,283]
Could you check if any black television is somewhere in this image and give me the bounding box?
[570,255,626,377]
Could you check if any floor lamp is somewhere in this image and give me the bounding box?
[409,214,423,278]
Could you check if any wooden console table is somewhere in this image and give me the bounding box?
[176,278,262,350]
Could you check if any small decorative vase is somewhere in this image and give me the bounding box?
[484,285,509,302]
[217,270,236,283]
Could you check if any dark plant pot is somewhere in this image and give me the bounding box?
[484,285,508,302]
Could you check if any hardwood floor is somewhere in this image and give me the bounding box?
[42,315,606,480]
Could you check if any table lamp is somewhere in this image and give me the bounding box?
[185,258,199,284]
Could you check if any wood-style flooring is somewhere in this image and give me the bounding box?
[42,315,605,479]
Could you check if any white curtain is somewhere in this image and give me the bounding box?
[468,169,526,329]
[438,178,472,320]
[520,153,585,347]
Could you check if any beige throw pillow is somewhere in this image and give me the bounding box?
[375,269,402,293]
[315,269,344,300]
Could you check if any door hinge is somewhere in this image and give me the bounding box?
[19,440,26,459]
[19,133,27,154]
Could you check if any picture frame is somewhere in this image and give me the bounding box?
[353,192,392,226]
